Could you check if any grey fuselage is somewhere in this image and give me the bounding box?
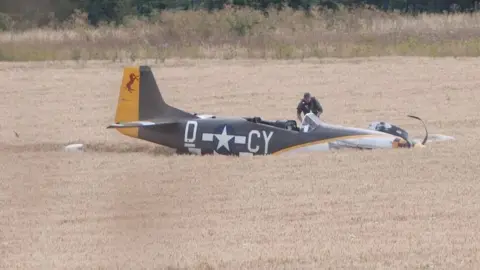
[109,65,412,156]
[136,114,403,156]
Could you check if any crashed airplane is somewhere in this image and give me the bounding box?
[107,66,453,156]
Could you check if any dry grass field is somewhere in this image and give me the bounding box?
[1,57,480,269]
[3,8,480,61]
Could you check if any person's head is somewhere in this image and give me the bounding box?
[303,92,311,102]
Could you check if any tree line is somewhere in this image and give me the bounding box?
[0,0,479,29]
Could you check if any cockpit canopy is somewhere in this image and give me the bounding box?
[367,121,410,141]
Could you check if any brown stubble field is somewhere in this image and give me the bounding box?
[1,57,480,269]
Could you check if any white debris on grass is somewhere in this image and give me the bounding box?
[64,143,84,152]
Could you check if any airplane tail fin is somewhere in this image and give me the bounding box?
[111,66,195,138]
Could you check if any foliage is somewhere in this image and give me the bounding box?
[1,7,480,61]
[0,12,14,30]
[0,0,479,29]
[1,0,480,61]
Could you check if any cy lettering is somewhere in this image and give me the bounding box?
[247,130,273,154]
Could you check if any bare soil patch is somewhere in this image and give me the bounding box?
[1,57,479,269]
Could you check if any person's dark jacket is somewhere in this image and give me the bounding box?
[297,97,323,116]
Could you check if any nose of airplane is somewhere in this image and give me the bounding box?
[391,137,410,148]
[413,142,426,148]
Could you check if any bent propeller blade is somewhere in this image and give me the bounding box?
[407,115,428,145]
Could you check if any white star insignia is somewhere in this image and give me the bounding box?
[214,126,234,151]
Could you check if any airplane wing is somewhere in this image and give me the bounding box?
[107,119,178,129]
[411,134,455,144]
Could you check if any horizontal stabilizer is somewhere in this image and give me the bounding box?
[107,120,177,129]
